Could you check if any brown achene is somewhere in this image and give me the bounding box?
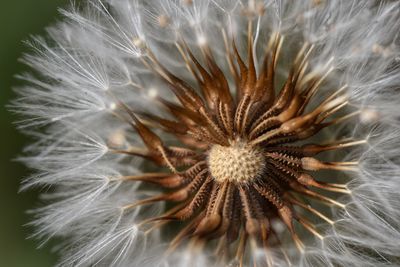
[111,29,363,265]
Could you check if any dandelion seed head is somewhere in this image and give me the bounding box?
[12,0,400,266]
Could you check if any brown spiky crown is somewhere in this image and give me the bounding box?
[110,30,362,265]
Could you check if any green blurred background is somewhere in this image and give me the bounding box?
[0,1,69,266]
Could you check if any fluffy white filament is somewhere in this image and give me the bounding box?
[12,0,400,266]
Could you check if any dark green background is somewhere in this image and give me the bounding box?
[0,1,69,266]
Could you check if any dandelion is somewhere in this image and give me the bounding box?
[12,0,400,266]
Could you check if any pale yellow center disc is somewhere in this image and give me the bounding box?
[208,141,264,183]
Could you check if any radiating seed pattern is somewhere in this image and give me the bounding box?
[111,28,363,265]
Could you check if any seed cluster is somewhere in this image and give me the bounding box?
[112,30,361,265]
